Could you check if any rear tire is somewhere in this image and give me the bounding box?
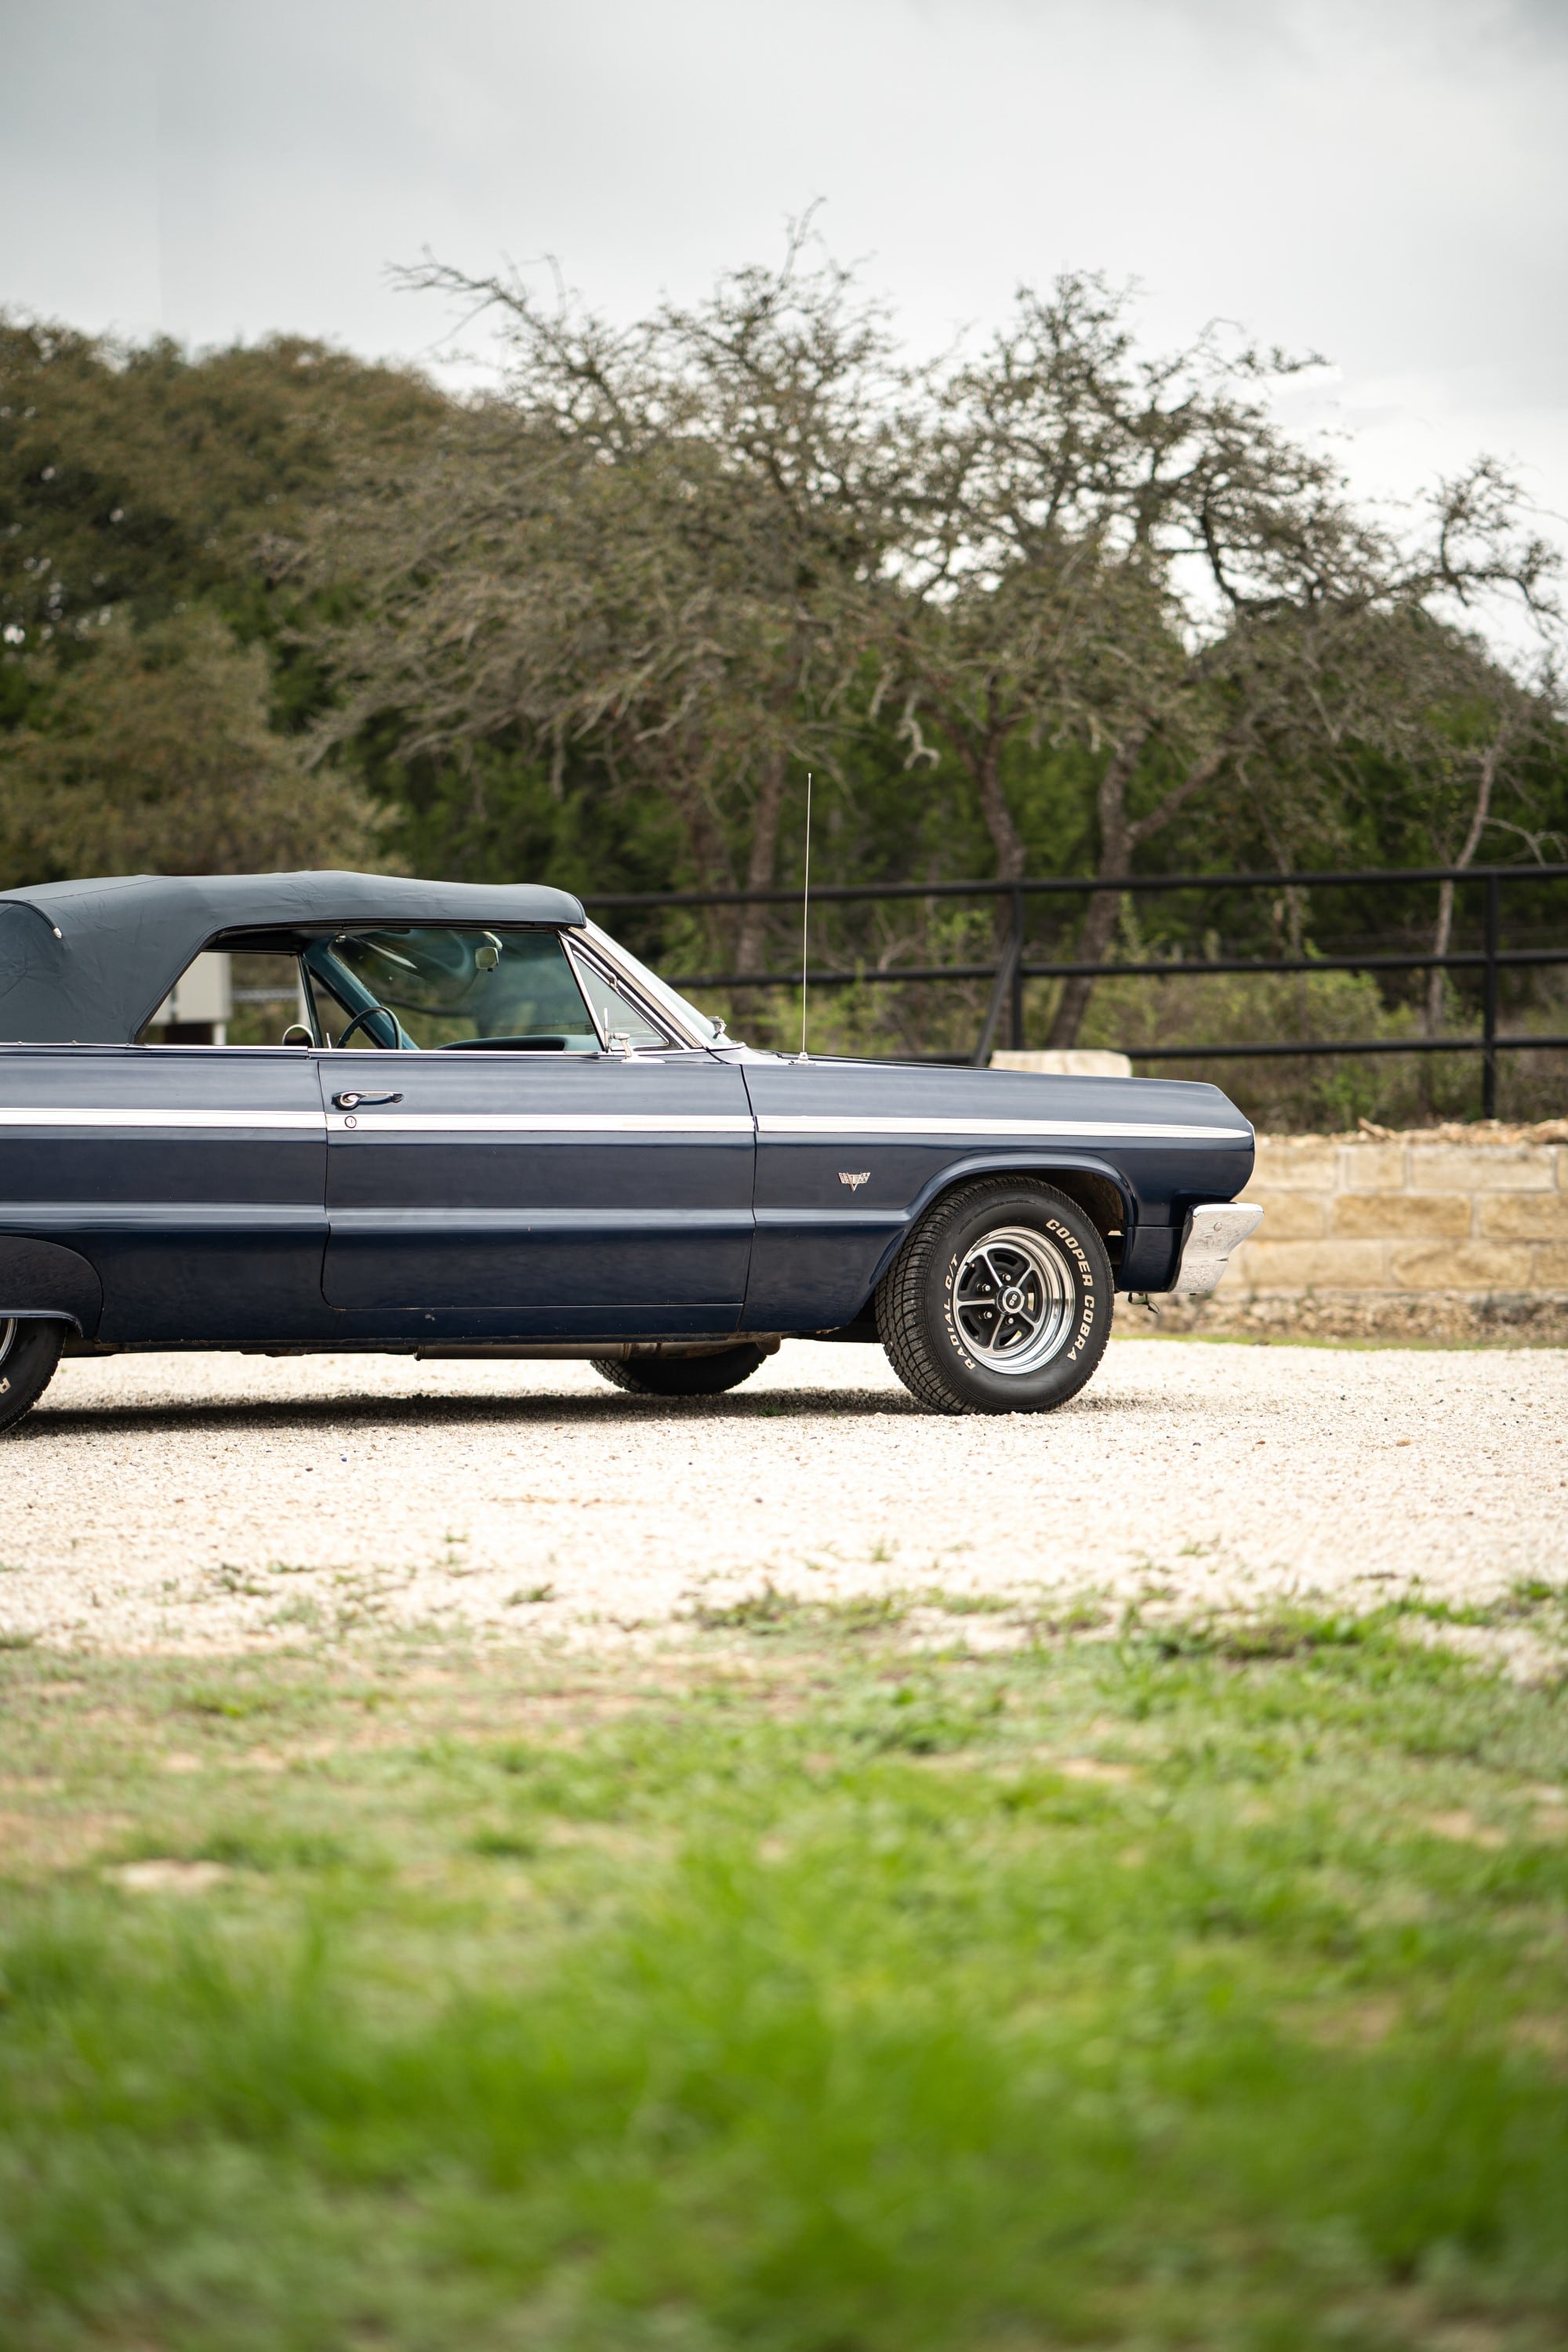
[876,1180,1111,1414]
[591,1344,771,1398]
[0,1319,65,1435]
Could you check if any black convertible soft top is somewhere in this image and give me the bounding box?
[0,870,588,1044]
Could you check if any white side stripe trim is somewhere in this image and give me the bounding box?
[0,1107,1247,1143]
[0,1108,324,1131]
[0,1106,752,1137]
[756,1114,1250,1142]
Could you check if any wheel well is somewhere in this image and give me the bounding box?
[0,1236,103,1336]
[853,1165,1127,1319]
[922,1166,1127,1252]
[816,1166,1135,1339]
[1025,1167,1126,1248]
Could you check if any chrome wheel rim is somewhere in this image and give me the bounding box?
[952,1226,1075,1376]
[0,1319,16,1375]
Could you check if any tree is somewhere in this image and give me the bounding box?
[307,245,1565,1053]
[314,230,914,961]
[0,318,441,657]
[1323,614,1565,1034]
[0,609,379,887]
[0,316,439,888]
[880,278,1561,1041]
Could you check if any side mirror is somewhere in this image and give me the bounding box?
[281,1024,313,1047]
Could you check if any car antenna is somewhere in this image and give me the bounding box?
[798,769,812,1060]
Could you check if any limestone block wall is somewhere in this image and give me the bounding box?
[1159,1121,1568,1341]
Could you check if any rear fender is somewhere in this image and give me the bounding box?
[0,1236,104,1337]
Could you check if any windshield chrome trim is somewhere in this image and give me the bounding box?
[570,924,715,1050]
[559,938,612,1051]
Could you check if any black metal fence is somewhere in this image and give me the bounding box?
[586,864,1568,1114]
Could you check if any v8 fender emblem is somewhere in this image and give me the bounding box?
[838,1171,870,1190]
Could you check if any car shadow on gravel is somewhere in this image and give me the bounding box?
[26,1386,929,1439]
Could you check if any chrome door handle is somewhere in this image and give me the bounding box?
[333,1091,404,1109]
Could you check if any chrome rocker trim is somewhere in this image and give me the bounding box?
[1170,1203,1264,1295]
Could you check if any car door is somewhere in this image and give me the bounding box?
[0,1042,328,1345]
[312,925,755,1337]
[320,1054,756,1335]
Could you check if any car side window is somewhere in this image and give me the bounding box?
[310,926,604,1052]
[569,950,674,1051]
[138,950,307,1047]
[139,927,681,1054]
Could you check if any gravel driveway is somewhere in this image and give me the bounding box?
[3,1335,1564,1653]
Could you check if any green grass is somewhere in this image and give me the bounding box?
[2,1604,1566,2350]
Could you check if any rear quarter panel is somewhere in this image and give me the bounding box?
[0,1045,328,1342]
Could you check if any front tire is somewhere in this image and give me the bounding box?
[591,1344,771,1398]
[876,1180,1111,1414]
[0,1319,65,1435]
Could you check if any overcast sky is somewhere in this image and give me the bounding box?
[4,0,1567,535]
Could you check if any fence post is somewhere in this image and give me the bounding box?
[1010,885,1025,1050]
[1482,873,1500,1119]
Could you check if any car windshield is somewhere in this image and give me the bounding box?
[315,926,601,1051]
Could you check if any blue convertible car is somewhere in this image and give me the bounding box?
[0,871,1260,1432]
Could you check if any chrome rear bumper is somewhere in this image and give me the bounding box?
[1169,1203,1264,1295]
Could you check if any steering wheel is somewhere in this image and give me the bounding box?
[335,1003,400,1049]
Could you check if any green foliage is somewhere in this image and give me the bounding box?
[0,319,441,653]
[1079,961,1425,1129]
[2,290,1566,1112]
[0,609,380,888]
[0,318,438,887]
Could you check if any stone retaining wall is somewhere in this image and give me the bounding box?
[1155,1120,1568,1341]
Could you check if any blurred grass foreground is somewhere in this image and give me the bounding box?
[3,1593,1567,2350]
